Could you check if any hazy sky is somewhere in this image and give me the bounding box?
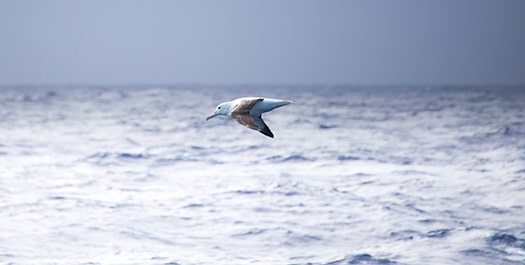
[1,0,524,85]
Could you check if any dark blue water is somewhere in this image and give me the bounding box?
[1,85,524,264]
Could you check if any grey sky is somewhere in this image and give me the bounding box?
[1,0,524,85]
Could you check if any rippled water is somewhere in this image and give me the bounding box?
[1,85,524,265]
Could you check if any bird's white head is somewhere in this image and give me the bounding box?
[205,102,231,121]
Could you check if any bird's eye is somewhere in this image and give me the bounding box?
[218,107,221,109]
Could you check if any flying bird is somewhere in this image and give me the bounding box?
[205,97,292,138]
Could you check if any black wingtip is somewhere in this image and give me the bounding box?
[260,127,274,138]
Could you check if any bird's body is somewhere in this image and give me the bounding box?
[205,97,292,138]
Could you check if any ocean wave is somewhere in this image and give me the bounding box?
[267,154,315,163]
[489,233,525,250]
[320,254,398,265]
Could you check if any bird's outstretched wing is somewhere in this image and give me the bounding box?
[231,98,274,138]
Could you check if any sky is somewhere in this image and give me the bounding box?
[1,0,524,86]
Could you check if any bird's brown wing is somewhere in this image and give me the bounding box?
[231,98,274,138]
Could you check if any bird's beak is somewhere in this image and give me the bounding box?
[205,113,218,121]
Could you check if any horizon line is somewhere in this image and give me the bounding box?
[1,82,524,89]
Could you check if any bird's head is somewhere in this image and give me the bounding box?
[205,102,230,121]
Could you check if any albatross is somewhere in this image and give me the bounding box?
[205,97,292,138]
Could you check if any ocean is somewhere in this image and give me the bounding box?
[1,85,524,265]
